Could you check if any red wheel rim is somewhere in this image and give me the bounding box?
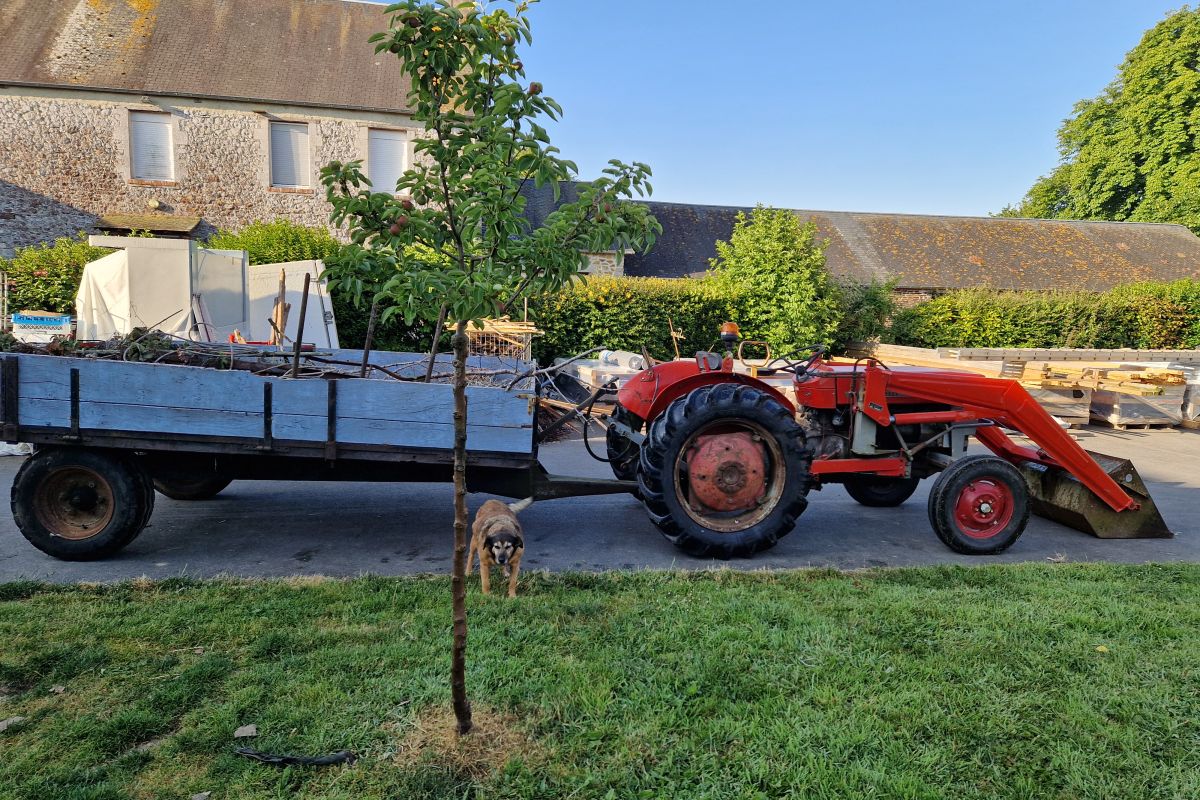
[953,478,1014,539]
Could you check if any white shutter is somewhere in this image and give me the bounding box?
[129,111,173,181]
[270,122,310,188]
[368,129,408,193]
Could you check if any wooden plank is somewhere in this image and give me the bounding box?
[2,357,19,434]
[940,347,1200,363]
[17,355,269,410]
[273,413,530,452]
[271,379,532,428]
[844,343,1008,376]
[18,397,531,453]
[13,353,532,430]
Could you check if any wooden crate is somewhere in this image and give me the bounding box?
[1090,387,1185,428]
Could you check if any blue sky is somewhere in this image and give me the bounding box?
[376,1,1189,216]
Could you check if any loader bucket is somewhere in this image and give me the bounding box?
[1020,451,1172,539]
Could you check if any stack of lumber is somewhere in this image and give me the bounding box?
[463,317,542,360]
[847,342,1195,428]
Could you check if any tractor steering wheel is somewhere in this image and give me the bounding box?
[792,345,827,378]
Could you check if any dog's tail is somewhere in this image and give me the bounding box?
[507,497,533,515]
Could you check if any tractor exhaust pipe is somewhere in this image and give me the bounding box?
[1020,451,1172,539]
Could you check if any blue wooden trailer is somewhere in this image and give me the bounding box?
[1,351,629,560]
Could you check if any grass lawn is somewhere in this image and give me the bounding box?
[0,564,1197,799]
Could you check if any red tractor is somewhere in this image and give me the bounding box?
[603,326,1170,558]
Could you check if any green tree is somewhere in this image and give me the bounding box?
[707,207,841,356]
[321,0,657,734]
[1005,7,1200,231]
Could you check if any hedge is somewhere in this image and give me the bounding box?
[529,276,745,362]
[1,234,113,314]
[528,276,894,362]
[888,284,1200,350]
[1110,280,1200,349]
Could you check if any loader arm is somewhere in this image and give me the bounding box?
[879,368,1137,513]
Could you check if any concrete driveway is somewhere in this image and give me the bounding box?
[0,426,1196,583]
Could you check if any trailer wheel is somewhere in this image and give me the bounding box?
[606,404,643,482]
[11,448,151,560]
[152,474,232,501]
[638,383,811,558]
[134,462,156,529]
[843,475,920,507]
[928,456,1030,555]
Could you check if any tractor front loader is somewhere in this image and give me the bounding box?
[604,328,1171,558]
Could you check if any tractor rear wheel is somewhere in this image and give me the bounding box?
[11,448,152,560]
[637,384,811,559]
[605,403,643,482]
[928,456,1030,554]
[843,475,920,507]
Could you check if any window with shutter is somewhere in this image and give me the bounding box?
[269,122,310,188]
[129,111,174,182]
[368,129,408,194]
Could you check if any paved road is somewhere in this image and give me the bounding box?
[0,426,1196,583]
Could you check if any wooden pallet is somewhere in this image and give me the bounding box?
[1090,388,1185,429]
[1091,420,1178,431]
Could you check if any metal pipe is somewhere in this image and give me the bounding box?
[291,273,311,379]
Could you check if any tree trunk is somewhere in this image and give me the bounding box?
[450,320,473,735]
[424,303,450,382]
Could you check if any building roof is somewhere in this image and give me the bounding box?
[0,0,412,115]
[95,213,201,237]
[617,199,1200,291]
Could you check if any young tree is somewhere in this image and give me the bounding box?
[707,206,841,356]
[320,0,657,734]
[1003,8,1200,232]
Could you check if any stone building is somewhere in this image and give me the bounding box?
[521,183,1200,293]
[0,0,416,257]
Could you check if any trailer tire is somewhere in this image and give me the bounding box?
[134,462,156,529]
[637,383,811,559]
[152,474,232,501]
[843,475,920,507]
[605,404,643,482]
[11,448,151,560]
[928,456,1030,555]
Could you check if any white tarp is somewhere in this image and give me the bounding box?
[247,260,339,348]
[75,246,193,340]
[76,238,338,347]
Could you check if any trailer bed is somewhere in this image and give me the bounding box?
[1,351,536,466]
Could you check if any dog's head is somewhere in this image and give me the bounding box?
[484,529,523,566]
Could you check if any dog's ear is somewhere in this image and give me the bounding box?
[514,534,524,549]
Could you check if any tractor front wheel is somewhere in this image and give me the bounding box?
[843,474,920,507]
[638,384,811,559]
[928,456,1030,554]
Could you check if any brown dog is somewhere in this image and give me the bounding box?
[467,497,530,597]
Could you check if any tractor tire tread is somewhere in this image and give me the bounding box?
[637,384,811,559]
